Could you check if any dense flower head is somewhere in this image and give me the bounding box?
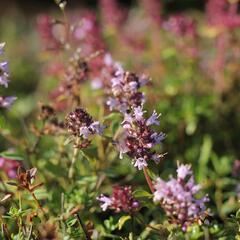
[0,157,21,178]
[107,66,149,113]
[118,106,165,170]
[0,42,16,109]
[153,164,209,231]
[65,107,104,147]
[97,185,140,213]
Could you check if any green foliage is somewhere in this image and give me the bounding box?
[0,1,239,239]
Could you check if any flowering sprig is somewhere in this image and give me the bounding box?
[97,186,140,213]
[107,66,149,113]
[65,107,105,148]
[117,106,165,170]
[153,164,209,231]
[91,53,121,89]
[0,42,16,109]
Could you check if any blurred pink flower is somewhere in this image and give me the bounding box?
[140,0,162,26]
[99,0,128,28]
[206,0,240,29]
[0,157,21,179]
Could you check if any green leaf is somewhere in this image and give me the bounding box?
[103,112,121,121]
[133,189,152,198]
[236,209,240,219]
[64,136,74,145]
[118,215,131,230]
[0,151,24,161]
[198,135,212,181]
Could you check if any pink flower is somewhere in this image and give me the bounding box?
[153,164,209,231]
[118,107,165,170]
[97,186,140,213]
[0,157,21,178]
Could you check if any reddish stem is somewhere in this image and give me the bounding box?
[143,167,154,193]
[30,191,46,219]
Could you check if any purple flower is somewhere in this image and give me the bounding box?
[177,163,192,180]
[97,186,140,213]
[0,96,17,109]
[107,68,149,113]
[65,108,105,148]
[117,106,165,170]
[153,164,209,231]
[133,157,148,170]
[133,106,146,121]
[146,110,161,126]
[97,195,113,211]
[0,42,16,109]
[0,61,9,87]
[90,121,105,135]
[91,53,122,90]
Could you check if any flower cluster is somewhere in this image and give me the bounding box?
[118,106,165,170]
[107,66,148,113]
[91,53,121,89]
[0,42,16,108]
[153,164,209,231]
[0,157,21,178]
[206,0,240,29]
[97,185,139,213]
[37,14,63,51]
[65,107,104,148]
[72,12,105,55]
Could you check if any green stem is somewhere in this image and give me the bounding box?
[131,214,135,240]
[68,138,80,178]
[30,191,46,220]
